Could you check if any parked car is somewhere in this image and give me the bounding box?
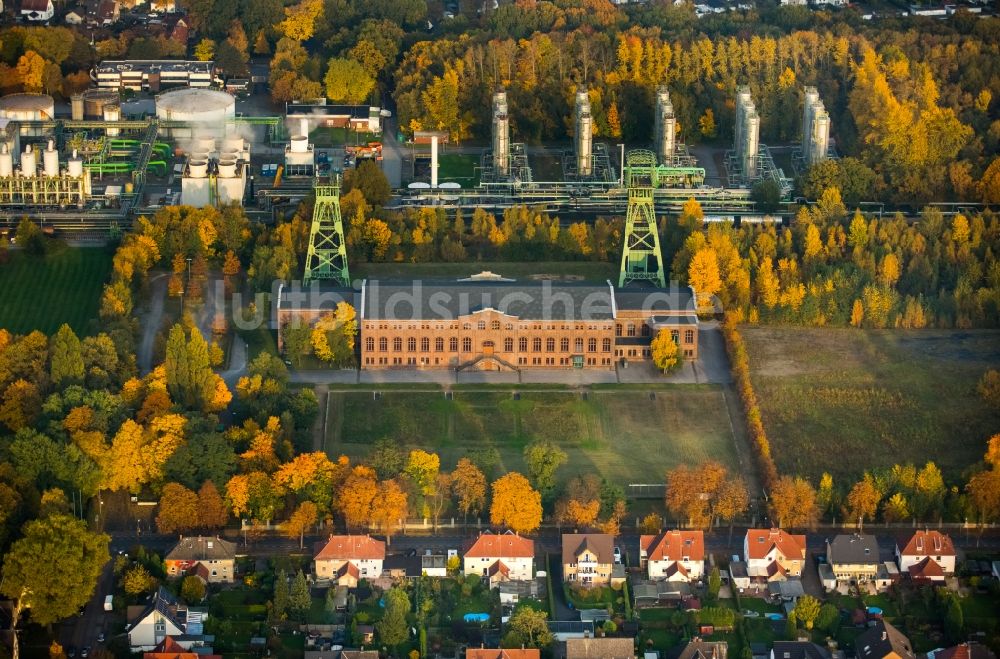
[613,546,622,563]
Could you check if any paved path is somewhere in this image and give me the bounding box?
[381,116,404,188]
[137,273,168,374]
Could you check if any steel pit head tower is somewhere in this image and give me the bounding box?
[303,176,350,287]
[654,86,676,165]
[492,89,510,179]
[619,150,666,288]
[575,89,593,177]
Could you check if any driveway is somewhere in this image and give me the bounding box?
[381,116,404,188]
[548,555,578,621]
[137,273,168,374]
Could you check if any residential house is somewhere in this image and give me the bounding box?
[466,650,541,659]
[383,554,421,580]
[563,533,622,587]
[421,554,447,577]
[929,643,997,659]
[304,653,379,659]
[744,529,807,580]
[143,637,220,659]
[564,637,636,659]
[149,0,176,10]
[126,587,211,652]
[95,0,118,24]
[770,642,830,659]
[164,536,237,584]
[463,531,535,586]
[896,530,955,581]
[678,639,727,659]
[313,535,386,585]
[547,621,595,642]
[65,9,85,23]
[20,0,54,21]
[640,530,705,582]
[827,534,880,585]
[729,562,750,591]
[855,620,915,659]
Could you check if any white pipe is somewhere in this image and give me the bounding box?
[431,135,438,189]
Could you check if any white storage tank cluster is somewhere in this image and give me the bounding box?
[21,145,36,177]
[181,132,250,208]
[0,144,13,178]
[0,94,55,136]
[157,88,235,138]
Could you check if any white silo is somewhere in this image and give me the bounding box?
[809,106,830,166]
[734,86,753,154]
[492,89,510,178]
[71,94,85,121]
[654,86,676,164]
[20,145,36,177]
[575,89,592,177]
[0,144,13,178]
[802,86,819,150]
[156,88,236,138]
[742,109,760,179]
[68,149,84,178]
[103,104,121,137]
[43,139,59,177]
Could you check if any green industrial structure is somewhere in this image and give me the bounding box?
[619,150,667,288]
[303,176,350,287]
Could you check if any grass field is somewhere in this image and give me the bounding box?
[436,154,480,187]
[325,385,737,486]
[742,327,1000,483]
[0,246,112,335]
[351,260,617,281]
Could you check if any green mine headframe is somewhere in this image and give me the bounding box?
[619,149,666,288]
[303,176,350,287]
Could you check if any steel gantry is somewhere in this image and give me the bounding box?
[303,176,350,287]
[619,149,666,288]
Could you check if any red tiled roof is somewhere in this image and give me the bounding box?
[466,650,541,659]
[315,535,385,561]
[908,556,945,580]
[936,643,997,659]
[488,560,510,578]
[144,637,221,659]
[745,529,807,561]
[465,532,534,559]
[766,561,788,578]
[665,562,690,577]
[337,561,361,579]
[21,0,51,11]
[641,530,705,562]
[898,530,955,558]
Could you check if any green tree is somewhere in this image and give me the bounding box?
[792,595,821,630]
[502,605,552,648]
[270,568,289,624]
[123,564,158,596]
[0,513,109,650]
[751,180,782,213]
[289,570,311,619]
[50,324,84,387]
[523,440,567,493]
[377,587,410,647]
[344,160,392,207]
[324,57,376,104]
[945,595,963,643]
[707,566,722,600]
[164,324,222,411]
[181,575,206,602]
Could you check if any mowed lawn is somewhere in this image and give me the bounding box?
[352,261,617,282]
[325,386,737,486]
[0,246,112,335]
[742,327,1000,483]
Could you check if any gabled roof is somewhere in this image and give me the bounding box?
[678,640,727,659]
[314,535,385,561]
[907,556,945,580]
[665,562,689,578]
[337,562,360,580]
[165,536,236,562]
[465,531,534,559]
[771,642,831,659]
[934,643,997,659]
[487,561,510,578]
[745,529,807,561]
[856,620,915,659]
[127,587,183,632]
[565,637,636,659]
[21,0,51,10]
[641,530,705,562]
[143,636,221,659]
[466,650,541,659]
[828,534,879,565]
[96,0,117,20]
[562,533,614,566]
[898,530,955,558]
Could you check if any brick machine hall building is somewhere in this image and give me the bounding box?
[277,273,699,372]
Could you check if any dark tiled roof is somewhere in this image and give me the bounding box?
[856,620,915,659]
[562,533,614,566]
[828,534,879,565]
[565,637,635,659]
[165,536,236,562]
[678,640,728,659]
[771,642,831,659]
[286,104,376,119]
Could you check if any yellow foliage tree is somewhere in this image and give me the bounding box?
[490,472,542,534]
[688,247,722,312]
[650,329,680,373]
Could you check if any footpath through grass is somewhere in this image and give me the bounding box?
[742,327,1000,483]
[0,245,112,335]
[326,387,737,486]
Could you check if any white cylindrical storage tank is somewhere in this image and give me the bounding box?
[188,160,208,178]
[218,160,237,178]
[810,109,830,166]
[290,135,309,153]
[802,86,819,149]
[743,110,760,179]
[220,151,238,163]
[575,89,592,177]
[68,149,83,178]
[43,140,59,177]
[191,151,210,163]
[492,89,509,178]
[299,118,309,139]
[103,103,121,137]
[71,94,85,121]
[655,86,675,164]
[222,136,244,153]
[83,89,120,119]
[0,93,56,121]
[156,88,235,128]
[431,135,439,188]
[194,137,216,154]
[21,146,36,177]
[0,144,12,178]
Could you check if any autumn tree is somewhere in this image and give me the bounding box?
[226,471,282,522]
[769,476,820,529]
[181,575,206,603]
[688,247,722,313]
[490,472,543,534]
[846,474,881,529]
[404,449,441,504]
[278,0,324,42]
[197,480,229,530]
[502,605,552,649]
[967,435,1000,525]
[123,564,158,596]
[451,458,487,522]
[324,58,376,104]
[978,370,1000,409]
[793,595,822,630]
[665,461,737,529]
[371,479,408,543]
[156,482,200,535]
[1,514,109,659]
[285,500,318,549]
[164,324,231,412]
[523,440,567,494]
[338,465,379,531]
[650,329,681,373]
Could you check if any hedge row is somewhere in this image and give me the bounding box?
[721,313,779,489]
